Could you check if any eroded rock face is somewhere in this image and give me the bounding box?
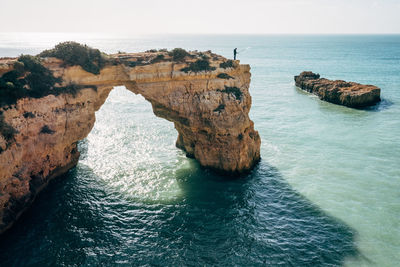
[294,71,381,108]
[0,51,260,234]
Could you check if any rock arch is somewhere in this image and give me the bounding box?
[0,51,260,233]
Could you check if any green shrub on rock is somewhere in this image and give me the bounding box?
[219,60,234,69]
[180,59,216,73]
[0,55,61,106]
[0,54,94,107]
[169,48,189,62]
[150,54,165,63]
[18,55,61,98]
[39,41,107,74]
[213,104,225,112]
[218,86,243,100]
[217,73,233,79]
[40,125,55,134]
[0,113,18,153]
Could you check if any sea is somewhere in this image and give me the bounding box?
[0,33,399,266]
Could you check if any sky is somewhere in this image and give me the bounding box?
[1,0,399,34]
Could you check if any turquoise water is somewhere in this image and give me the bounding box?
[0,34,399,266]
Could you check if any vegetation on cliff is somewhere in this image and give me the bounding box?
[218,86,243,100]
[0,54,97,108]
[219,60,234,69]
[122,59,146,68]
[180,59,216,73]
[213,104,225,112]
[39,41,107,74]
[150,54,165,63]
[0,113,17,153]
[0,55,61,107]
[40,125,55,134]
[0,113,16,141]
[217,73,233,79]
[168,48,189,62]
[0,54,98,142]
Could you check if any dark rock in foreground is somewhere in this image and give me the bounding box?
[294,71,381,108]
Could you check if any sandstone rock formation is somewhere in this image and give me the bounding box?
[0,48,260,234]
[294,71,381,108]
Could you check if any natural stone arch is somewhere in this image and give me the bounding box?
[56,53,261,173]
[0,51,260,234]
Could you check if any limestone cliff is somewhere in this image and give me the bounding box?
[0,47,260,234]
[295,71,381,108]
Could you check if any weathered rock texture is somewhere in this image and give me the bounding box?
[294,71,381,108]
[0,51,260,234]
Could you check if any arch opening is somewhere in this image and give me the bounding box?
[79,86,190,201]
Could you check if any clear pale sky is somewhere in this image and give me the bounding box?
[1,0,399,34]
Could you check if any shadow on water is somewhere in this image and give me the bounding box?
[0,159,362,266]
[0,166,124,266]
[359,98,393,112]
[172,160,361,266]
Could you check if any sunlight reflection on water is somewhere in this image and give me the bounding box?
[79,86,185,201]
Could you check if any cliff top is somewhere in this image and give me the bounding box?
[0,42,241,108]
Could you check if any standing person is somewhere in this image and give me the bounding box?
[234,48,238,60]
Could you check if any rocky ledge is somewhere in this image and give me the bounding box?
[294,71,381,108]
[0,42,260,234]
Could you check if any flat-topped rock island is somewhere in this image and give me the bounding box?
[0,42,261,234]
[295,71,381,108]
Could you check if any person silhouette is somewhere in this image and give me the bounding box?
[234,48,238,60]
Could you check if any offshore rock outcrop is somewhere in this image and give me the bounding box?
[294,71,381,108]
[0,47,260,234]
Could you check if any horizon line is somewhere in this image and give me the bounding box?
[1,32,400,36]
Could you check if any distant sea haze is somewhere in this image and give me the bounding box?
[0,33,399,266]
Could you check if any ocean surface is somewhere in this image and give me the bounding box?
[0,33,399,266]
